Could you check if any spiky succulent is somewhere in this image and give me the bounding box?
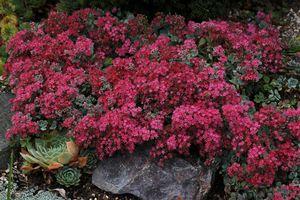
[55,167,81,187]
[20,134,79,172]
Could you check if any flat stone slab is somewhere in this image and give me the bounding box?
[0,92,14,170]
[92,147,213,200]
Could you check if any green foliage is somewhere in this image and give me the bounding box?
[54,0,293,23]
[224,178,274,200]
[20,133,79,172]
[55,0,237,21]
[79,148,98,172]
[55,167,81,187]
[56,0,88,13]
[0,16,17,75]
[0,59,4,75]
[1,0,51,23]
[7,150,14,200]
[286,36,300,55]
[1,22,18,41]
[10,0,48,21]
[0,0,15,15]
[0,181,17,200]
[0,1,17,75]
[252,74,299,108]
[284,36,300,76]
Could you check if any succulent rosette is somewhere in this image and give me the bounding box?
[55,167,81,187]
[20,133,79,172]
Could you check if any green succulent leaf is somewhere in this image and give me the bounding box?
[263,76,270,83]
[287,77,298,89]
[254,92,265,103]
[20,134,78,171]
[198,38,206,47]
[37,120,48,131]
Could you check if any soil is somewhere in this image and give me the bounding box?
[25,171,140,200]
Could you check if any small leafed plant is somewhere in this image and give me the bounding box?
[4,8,299,198]
[55,167,81,187]
[20,134,79,173]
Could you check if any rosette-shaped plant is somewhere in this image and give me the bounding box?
[79,149,98,172]
[20,134,79,172]
[55,167,81,187]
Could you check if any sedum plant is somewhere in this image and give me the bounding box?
[20,134,79,173]
[252,75,299,108]
[55,167,81,187]
[4,8,299,199]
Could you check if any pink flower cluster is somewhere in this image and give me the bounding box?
[225,106,299,188]
[6,112,39,138]
[273,184,300,200]
[4,9,299,197]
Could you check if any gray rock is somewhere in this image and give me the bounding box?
[92,148,213,200]
[0,92,14,170]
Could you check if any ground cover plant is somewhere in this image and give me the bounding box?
[0,0,296,75]
[2,8,300,199]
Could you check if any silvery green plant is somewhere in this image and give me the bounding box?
[16,187,65,200]
[1,180,65,200]
[20,134,79,172]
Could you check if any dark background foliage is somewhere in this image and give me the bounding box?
[9,0,299,22]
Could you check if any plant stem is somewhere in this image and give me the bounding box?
[6,149,14,200]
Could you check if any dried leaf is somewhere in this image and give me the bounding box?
[21,148,29,155]
[78,157,88,168]
[47,162,63,170]
[57,152,73,164]
[20,165,33,172]
[66,141,79,160]
[53,188,67,199]
[45,173,53,185]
